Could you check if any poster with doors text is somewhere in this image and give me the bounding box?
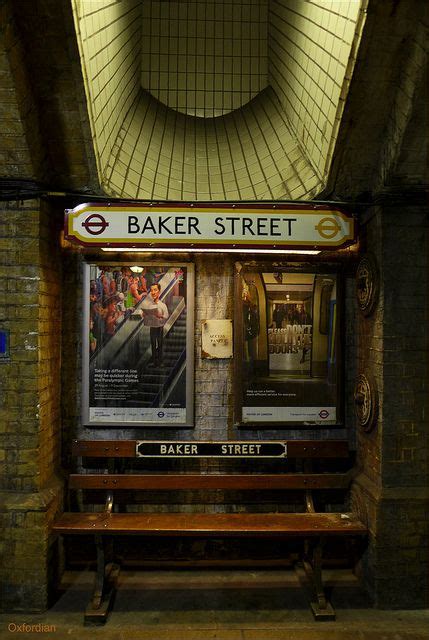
[82,263,194,427]
[234,263,341,426]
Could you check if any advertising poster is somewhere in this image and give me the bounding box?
[235,264,341,426]
[83,263,194,427]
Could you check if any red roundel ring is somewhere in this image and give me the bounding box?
[82,213,110,236]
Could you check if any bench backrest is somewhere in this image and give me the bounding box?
[70,439,353,493]
[72,439,349,458]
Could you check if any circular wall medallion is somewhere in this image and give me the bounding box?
[356,254,379,317]
[354,373,378,432]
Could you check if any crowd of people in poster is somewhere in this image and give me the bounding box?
[89,266,170,354]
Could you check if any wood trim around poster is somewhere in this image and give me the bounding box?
[233,262,244,426]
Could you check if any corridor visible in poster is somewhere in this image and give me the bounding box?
[237,267,340,426]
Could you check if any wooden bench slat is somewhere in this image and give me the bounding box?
[72,440,136,457]
[69,473,351,490]
[72,440,350,458]
[53,512,367,537]
[286,441,349,458]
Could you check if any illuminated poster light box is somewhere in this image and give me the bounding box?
[82,262,194,428]
[234,263,343,427]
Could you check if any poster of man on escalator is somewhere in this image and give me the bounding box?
[83,262,195,427]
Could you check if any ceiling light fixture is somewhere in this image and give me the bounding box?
[101,248,321,255]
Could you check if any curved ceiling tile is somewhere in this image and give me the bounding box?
[105,88,322,201]
[71,0,366,202]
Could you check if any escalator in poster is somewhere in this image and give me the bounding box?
[85,264,194,427]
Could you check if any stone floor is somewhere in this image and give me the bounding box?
[1,568,428,640]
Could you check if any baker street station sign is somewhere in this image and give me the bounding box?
[136,441,288,458]
[65,202,355,251]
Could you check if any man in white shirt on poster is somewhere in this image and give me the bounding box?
[141,283,169,367]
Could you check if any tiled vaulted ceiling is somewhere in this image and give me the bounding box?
[71,0,365,201]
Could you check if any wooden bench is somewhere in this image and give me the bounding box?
[52,439,367,624]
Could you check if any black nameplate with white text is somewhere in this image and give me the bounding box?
[136,441,287,458]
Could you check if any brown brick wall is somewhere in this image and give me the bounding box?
[37,204,62,488]
[352,206,429,608]
[1,0,98,189]
[381,209,428,487]
[324,0,428,200]
[0,201,40,492]
[355,210,384,488]
[0,2,44,180]
[9,0,99,190]
[0,200,63,611]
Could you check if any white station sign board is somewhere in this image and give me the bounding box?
[65,202,355,251]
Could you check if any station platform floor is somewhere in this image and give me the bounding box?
[1,568,428,640]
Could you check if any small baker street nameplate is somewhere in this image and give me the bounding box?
[136,441,288,458]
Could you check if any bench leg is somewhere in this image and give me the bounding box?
[84,535,120,626]
[302,539,336,621]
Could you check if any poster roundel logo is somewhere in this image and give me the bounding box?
[82,213,109,236]
[319,410,330,419]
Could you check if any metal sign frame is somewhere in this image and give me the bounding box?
[136,440,288,458]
